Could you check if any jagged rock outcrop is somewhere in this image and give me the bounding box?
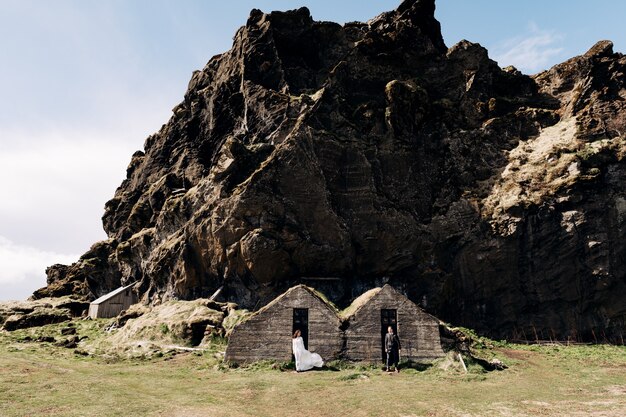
[36,0,626,342]
[1,297,87,331]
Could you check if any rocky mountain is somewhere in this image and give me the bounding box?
[35,0,626,342]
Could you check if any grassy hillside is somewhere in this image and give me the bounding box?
[1,321,625,416]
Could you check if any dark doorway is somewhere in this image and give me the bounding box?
[380,309,397,362]
[293,308,309,349]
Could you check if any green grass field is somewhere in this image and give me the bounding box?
[1,321,626,417]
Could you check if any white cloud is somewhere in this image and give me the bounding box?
[0,2,188,296]
[0,235,78,301]
[0,1,193,302]
[491,23,565,74]
[0,129,140,254]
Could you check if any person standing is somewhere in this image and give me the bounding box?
[292,329,324,371]
[384,326,401,373]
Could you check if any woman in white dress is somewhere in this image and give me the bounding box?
[292,329,324,371]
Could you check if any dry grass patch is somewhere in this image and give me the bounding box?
[2,325,626,417]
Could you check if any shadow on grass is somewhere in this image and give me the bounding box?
[397,360,433,372]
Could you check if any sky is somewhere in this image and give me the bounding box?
[1,0,625,301]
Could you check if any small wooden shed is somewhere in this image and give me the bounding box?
[88,283,137,319]
[343,284,444,362]
[225,285,344,364]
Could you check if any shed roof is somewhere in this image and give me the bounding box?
[90,283,136,305]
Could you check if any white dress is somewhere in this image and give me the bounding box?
[292,336,324,371]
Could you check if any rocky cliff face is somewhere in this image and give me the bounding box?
[35,0,626,342]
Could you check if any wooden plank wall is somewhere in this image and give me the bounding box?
[89,289,136,319]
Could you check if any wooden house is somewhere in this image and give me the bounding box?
[88,283,137,319]
[225,285,344,364]
[342,284,444,362]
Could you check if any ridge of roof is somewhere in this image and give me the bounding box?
[90,282,136,305]
[340,287,382,319]
[234,283,440,325]
[245,284,339,320]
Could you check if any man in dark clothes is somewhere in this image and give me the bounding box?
[384,326,401,372]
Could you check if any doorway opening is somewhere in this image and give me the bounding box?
[293,308,309,349]
[380,309,397,362]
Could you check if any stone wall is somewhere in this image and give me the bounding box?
[226,284,444,364]
[344,285,444,361]
[225,285,344,363]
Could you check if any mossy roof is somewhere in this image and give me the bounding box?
[243,284,339,322]
[339,287,381,319]
[235,283,438,326]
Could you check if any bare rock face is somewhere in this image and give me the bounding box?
[36,0,626,342]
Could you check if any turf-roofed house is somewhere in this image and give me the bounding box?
[225,284,444,364]
[224,285,344,363]
[342,284,444,362]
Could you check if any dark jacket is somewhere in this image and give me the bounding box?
[385,333,401,352]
